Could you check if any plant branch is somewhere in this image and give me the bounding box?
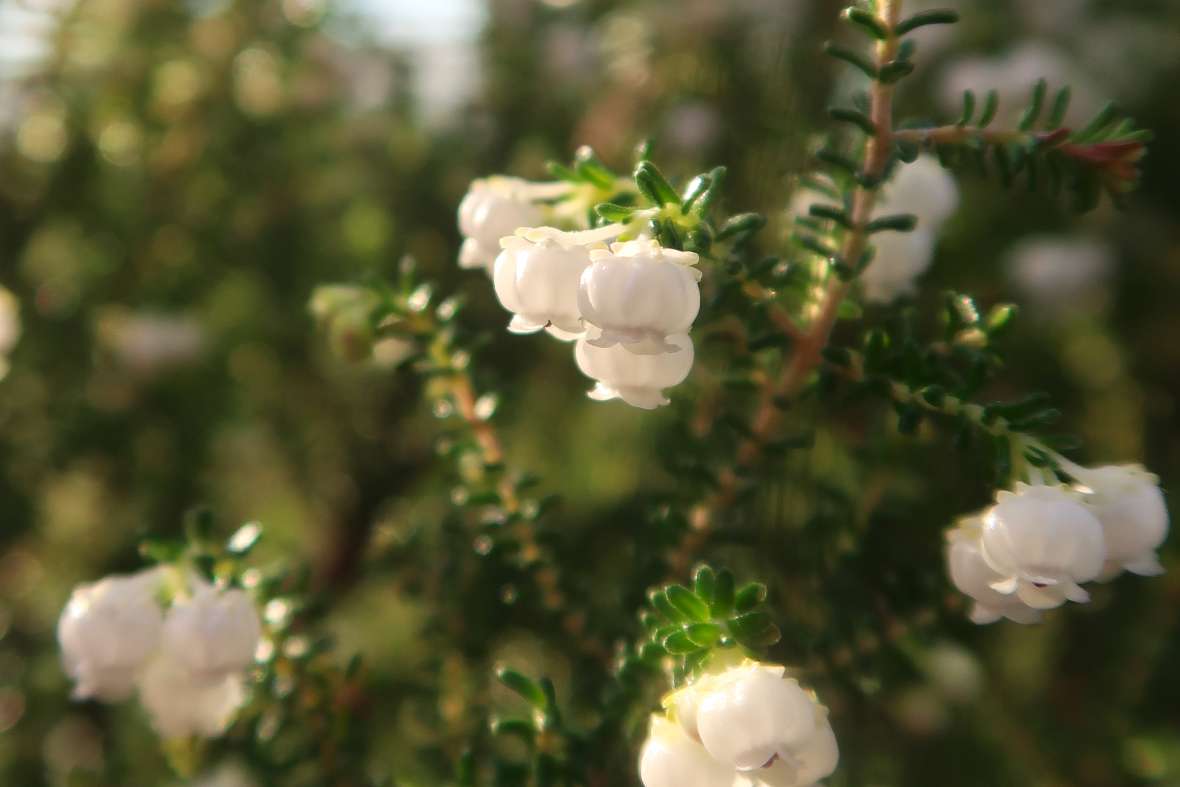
[670,0,905,574]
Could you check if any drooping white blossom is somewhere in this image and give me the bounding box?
[861,156,959,303]
[493,227,597,339]
[639,715,737,787]
[137,651,247,739]
[734,707,838,786]
[946,518,1043,625]
[1073,464,1168,578]
[161,581,262,683]
[645,661,838,787]
[0,285,20,380]
[57,568,166,701]
[457,177,555,272]
[578,239,701,355]
[979,483,1106,609]
[693,663,818,772]
[575,333,694,409]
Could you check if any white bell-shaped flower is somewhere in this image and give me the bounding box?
[57,568,166,701]
[575,333,693,409]
[1074,464,1168,578]
[860,229,936,304]
[493,227,596,339]
[860,156,959,304]
[137,652,247,739]
[457,177,547,272]
[878,155,960,229]
[161,581,261,682]
[735,702,839,787]
[695,663,818,772]
[639,715,737,787]
[980,483,1106,609]
[946,519,1042,625]
[578,239,701,355]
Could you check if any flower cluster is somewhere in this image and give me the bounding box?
[0,285,20,381]
[947,464,1168,624]
[57,566,262,739]
[458,176,703,409]
[640,662,838,787]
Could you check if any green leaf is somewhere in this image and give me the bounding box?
[829,106,876,136]
[574,145,616,189]
[634,161,681,206]
[685,623,722,648]
[138,538,185,564]
[1018,78,1047,131]
[824,42,877,79]
[666,584,711,622]
[734,582,767,613]
[595,202,634,223]
[716,212,766,242]
[867,213,918,233]
[957,90,975,127]
[842,7,888,39]
[491,717,537,743]
[727,611,781,649]
[663,630,701,655]
[1047,86,1071,128]
[496,667,547,708]
[649,588,685,622]
[809,204,852,228]
[681,174,713,212]
[691,166,727,215]
[693,565,717,602]
[986,303,1018,334]
[895,9,960,36]
[712,569,735,616]
[878,60,915,84]
[978,90,999,127]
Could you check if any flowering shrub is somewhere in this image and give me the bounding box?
[0,0,1174,785]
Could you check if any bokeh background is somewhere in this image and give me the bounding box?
[2,0,1180,785]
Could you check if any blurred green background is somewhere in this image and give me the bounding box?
[2,0,1180,785]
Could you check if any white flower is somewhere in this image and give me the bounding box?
[493,227,595,339]
[57,568,166,701]
[693,663,817,771]
[1005,236,1113,309]
[161,582,261,682]
[639,715,737,787]
[575,333,693,409]
[861,156,959,304]
[946,520,1043,625]
[735,711,838,786]
[860,229,936,303]
[980,483,1106,609]
[1074,464,1168,578]
[0,285,20,380]
[457,177,547,272]
[137,651,247,739]
[578,239,701,354]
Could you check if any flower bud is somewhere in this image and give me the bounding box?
[578,239,701,354]
[946,520,1043,625]
[57,568,166,701]
[137,652,247,739]
[575,333,693,409]
[493,228,594,339]
[639,715,736,787]
[161,582,261,682]
[980,483,1105,609]
[1075,464,1168,578]
[458,177,545,272]
[695,664,817,771]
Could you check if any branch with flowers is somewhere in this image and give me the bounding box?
[50,0,1170,785]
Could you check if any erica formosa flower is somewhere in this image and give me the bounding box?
[1073,464,1169,578]
[946,517,1043,625]
[458,177,563,273]
[575,333,694,409]
[160,580,261,682]
[493,227,598,339]
[57,568,166,701]
[578,239,701,355]
[979,483,1106,609]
